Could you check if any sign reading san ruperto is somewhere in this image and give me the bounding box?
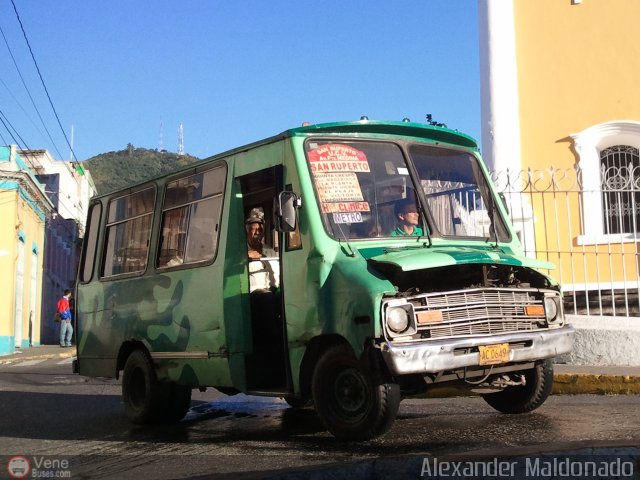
[308,144,370,173]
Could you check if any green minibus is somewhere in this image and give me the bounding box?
[74,120,574,439]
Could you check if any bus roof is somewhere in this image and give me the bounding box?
[91,120,478,199]
[203,120,478,164]
[286,120,478,149]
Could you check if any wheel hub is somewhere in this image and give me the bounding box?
[335,368,368,413]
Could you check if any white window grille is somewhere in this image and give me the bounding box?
[600,145,640,235]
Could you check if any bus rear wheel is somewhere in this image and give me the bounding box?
[122,350,191,423]
[312,345,400,440]
[122,350,160,423]
[482,360,554,414]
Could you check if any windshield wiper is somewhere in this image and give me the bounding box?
[335,222,356,257]
[417,206,432,248]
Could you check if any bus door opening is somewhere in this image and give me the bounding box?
[238,167,288,391]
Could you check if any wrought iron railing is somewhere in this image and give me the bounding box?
[490,166,640,317]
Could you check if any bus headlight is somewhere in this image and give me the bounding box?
[544,296,561,324]
[384,302,417,337]
[387,307,409,333]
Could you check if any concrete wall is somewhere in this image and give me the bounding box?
[561,315,640,367]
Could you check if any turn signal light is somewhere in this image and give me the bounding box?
[417,310,444,324]
[525,305,545,316]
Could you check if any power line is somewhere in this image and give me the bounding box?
[0,113,20,147]
[0,75,47,142]
[0,22,63,160]
[0,108,30,149]
[44,188,84,215]
[10,0,81,169]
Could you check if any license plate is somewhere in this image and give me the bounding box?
[478,343,510,366]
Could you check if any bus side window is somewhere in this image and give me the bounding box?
[102,187,155,278]
[80,202,102,282]
[157,165,226,268]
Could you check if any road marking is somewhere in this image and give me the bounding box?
[57,357,75,365]
[14,359,47,366]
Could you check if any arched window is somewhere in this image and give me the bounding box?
[600,145,640,234]
[571,121,640,244]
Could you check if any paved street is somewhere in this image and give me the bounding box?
[1,356,639,478]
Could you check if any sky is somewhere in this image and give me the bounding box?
[0,1,481,162]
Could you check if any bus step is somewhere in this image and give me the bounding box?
[245,389,290,397]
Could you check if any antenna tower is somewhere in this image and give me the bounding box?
[177,122,184,155]
[159,120,164,151]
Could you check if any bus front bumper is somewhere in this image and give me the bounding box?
[379,325,575,375]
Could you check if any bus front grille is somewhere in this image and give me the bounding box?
[411,288,547,339]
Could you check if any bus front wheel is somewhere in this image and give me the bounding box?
[481,359,554,414]
[312,345,400,440]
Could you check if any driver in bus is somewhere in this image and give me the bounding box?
[390,198,424,236]
[245,208,279,292]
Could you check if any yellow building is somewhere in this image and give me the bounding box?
[0,146,54,354]
[480,0,640,315]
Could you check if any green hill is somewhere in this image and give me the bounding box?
[83,144,200,194]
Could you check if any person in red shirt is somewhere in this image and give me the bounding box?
[57,289,73,347]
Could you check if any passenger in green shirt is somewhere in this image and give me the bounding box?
[390,199,424,236]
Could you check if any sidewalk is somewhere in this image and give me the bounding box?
[0,344,76,365]
[1,345,639,395]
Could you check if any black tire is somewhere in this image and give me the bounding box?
[122,350,162,424]
[312,345,400,440]
[482,360,554,414]
[122,350,192,423]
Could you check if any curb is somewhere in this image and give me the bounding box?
[553,373,640,395]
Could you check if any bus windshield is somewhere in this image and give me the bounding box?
[305,139,509,241]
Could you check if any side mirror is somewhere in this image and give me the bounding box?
[274,191,301,232]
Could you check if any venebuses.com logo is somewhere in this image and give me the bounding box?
[6,456,30,479]
[6,455,71,478]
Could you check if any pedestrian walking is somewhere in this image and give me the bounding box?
[57,289,73,347]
